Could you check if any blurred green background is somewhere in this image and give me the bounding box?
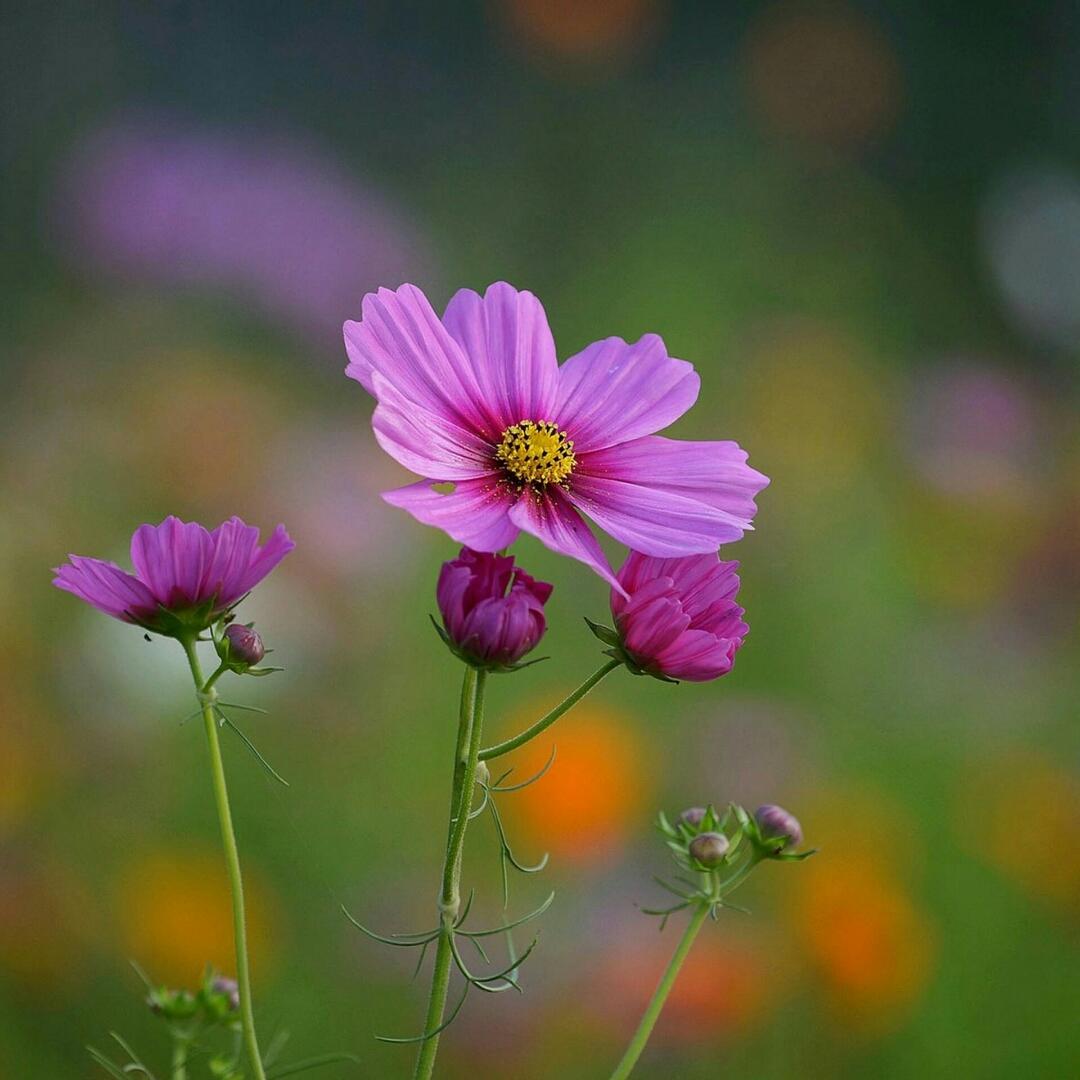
[2,2,1079,1077]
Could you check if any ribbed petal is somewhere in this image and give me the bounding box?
[370,371,496,481]
[231,523,295,601]
[629,554,741,626]
[130,517,215,608]
[202,517,261,605]
[653,628,738,682]
[442,282,559,440]
[343,284,490,435]
[553,334,700,452]
[52,556,159,622]
[508,485,622,592]
[577,436,768,540]
[568,473,744,556]
[383,477,519,551]
[620,589,690,659]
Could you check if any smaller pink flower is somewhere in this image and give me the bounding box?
[610,551,747,682]
[53,515,294,636]
[436,547,552,669]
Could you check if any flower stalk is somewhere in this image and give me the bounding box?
[413,665,488,1080]
[181,636,267,1080]
[478,658,621,762]
[608,900,713,1080]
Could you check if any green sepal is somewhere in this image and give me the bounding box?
[584,617,621,648]
[146,985,199,1021]
[429,614,546,674]
[584,617,683,683]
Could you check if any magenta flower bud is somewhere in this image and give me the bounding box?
[755,804,803,851]
[610,552,748,682]
[224,623,265,667]
[436,547,553,669]
[679,806,707,829]
[688,831,730,868]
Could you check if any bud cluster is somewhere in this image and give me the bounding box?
[649,801,814,921]
[146,968,241,1027]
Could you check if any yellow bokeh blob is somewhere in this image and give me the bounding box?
[118,848,279,988]
[956,751,1080,914]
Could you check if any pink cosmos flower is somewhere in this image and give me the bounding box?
[344,282,768,588]
[53,516,294,635]
[436,547,552,669]
[610,551,748,682]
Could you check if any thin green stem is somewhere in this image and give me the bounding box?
[181,638,267,1080]
[413,666,487,1080]
[170,1032,189,1080]
[608,902,711,1080]
[478,658,620,762]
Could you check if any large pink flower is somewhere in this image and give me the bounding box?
[344,282,768,588]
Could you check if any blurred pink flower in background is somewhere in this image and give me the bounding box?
[905,359,1043,504]
[691,698,822,810]
[267,423,419,581]
[52,116,437,349]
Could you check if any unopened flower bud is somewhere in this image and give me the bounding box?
[210,975,240,1011]
[224,623,265,667]
[679,806,707,829]
[688,831,729,868]
[436,548,552,669]
[755,804,803,851]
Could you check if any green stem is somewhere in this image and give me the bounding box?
[608,902,711,1080]
[181,638,267,1080]
[413,666,487,1080]
[170,1032,189,1080]
[478,658,619,762]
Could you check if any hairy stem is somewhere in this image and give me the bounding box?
[413,666,487,1080]
[608,902,711,1080]
[478,658,619,762]
[181,638,267,1080]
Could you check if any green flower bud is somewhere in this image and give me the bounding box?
[688,831,729,868]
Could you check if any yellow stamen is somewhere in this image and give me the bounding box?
[496,420,576,486]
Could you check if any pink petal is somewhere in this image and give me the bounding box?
[553,334,700,452]
[508,486,622,592]
[52,555,158,622]
[130,516,215,607]
[370,371,496,481]
[382,477,520,551]
[654,629,737,682]
[566,474,743,555]
[202,517,261,603]
[233,523,295,600]
[343,283,489,433]
[620,588,690,658]
[620,552,740,625]
[441,282,559,439]
[578,436,768,535]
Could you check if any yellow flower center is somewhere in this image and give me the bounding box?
[495,420,576,486]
